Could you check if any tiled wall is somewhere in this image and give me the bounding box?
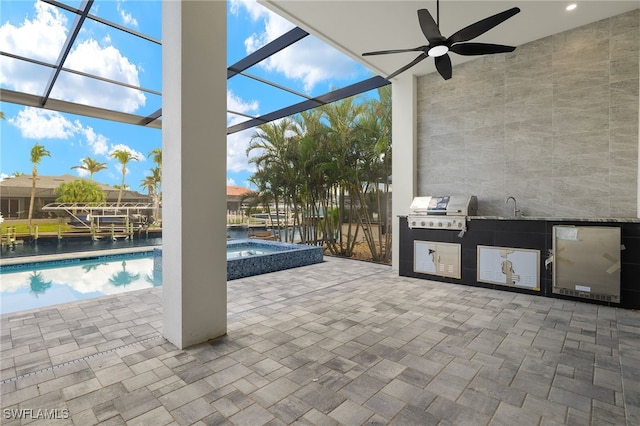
[417,9,639,217]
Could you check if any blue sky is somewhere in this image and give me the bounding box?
[0,0,374,194]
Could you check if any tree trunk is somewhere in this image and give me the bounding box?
[28,166,37,230]
[117,167,125,207]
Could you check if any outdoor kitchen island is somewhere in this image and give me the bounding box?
[399,215,640,310]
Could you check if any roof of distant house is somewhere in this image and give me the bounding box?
[0,174,149,200]
[226,186,252,197]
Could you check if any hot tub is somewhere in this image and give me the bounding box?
[153,239,323,280]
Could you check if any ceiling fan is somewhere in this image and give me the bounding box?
[362,0,521,80]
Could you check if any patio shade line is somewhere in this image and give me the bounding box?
[1,51,162,97]
[227,75,390,135]
[227,27,309,79]
[42,0,162,44]
[0,89,162,130]
[41,0,94,106]
[238,71,313,100]
[228,109,267,121]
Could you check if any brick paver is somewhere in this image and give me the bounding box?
[1,256,639,425]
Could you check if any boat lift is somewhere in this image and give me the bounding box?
[42,202,155,233]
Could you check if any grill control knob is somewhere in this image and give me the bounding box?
[458,222,463,228]
[438,222,443,227]
[429,221,434,227]
[447,222,452,228]
[421,221,426,226]
[411,221,416,226]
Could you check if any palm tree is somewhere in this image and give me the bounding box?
[55,179,106,204]
[147,148,162,174]
[28,271,53,296]
[108,261,140,287]
[71,157,107,180]
[353,86,392,262]
[141,167,161,222]
[247,119,300,240]
[147,148,162,223]
[145,272,162,287]
[320,96,365,257]
[140,175,156,196]
[110,150,139,206]
[27,143,51,230]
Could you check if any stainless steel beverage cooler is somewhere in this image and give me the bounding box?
[552,226,621,303]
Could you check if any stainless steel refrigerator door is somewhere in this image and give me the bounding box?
[552,226,621,303]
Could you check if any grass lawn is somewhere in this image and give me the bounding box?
[1,220,73,234]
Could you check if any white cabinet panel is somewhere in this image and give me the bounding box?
[477,246,540,290]
[414,241,461,279]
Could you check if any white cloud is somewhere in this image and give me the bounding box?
[0,1,67,63]
[54,40,146,113]
[9,108,77,139]
[0,1,145,113]
[227,129,256,174]
[230,0,268,22]
[227,89,259,126]
[227,177,237,186]
[243,9,294,53]
[109,144,145,163]
[117,1,139,27]
[233,0,362,93]
[226,90,259,175]
[8,107,112,158]
[264,38,363,92]
[74,166,90,178]
[78,126,109,156]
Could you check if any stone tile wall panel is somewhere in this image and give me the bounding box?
[416,9,639,217]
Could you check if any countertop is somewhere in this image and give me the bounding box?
[468,216,640,223]
[398,215,640,223]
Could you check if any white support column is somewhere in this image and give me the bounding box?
[391,75,417,271]
[162,1,227,349]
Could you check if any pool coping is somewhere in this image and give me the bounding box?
[0,246,158,267]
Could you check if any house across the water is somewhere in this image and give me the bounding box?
[0,174,151,220]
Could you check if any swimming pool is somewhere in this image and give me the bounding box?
[0,252,157,314]
[1,240,323,314]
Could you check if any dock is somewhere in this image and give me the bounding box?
[1,227,162,250]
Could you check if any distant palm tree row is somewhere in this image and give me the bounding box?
[20,143,162,229]
[244,86,392,263]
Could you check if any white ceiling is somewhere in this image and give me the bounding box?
[260,1,639,79]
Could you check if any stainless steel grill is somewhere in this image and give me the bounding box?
[408,196,477,230]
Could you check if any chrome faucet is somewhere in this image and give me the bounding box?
[505,196,520,217]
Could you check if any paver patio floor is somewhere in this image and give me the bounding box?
[1,256,639,425]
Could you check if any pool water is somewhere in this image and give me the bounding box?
[0,253,158,314]
[1,240,323,314]
[0,237,162,258]
[226,245,278,259]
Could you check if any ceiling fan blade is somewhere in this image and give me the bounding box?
[434,54,452,80]
[448,7,520,43]
[386,53,428,80]
[450,42,516,56]
[418,9,443,43]
[363,46,427,56]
